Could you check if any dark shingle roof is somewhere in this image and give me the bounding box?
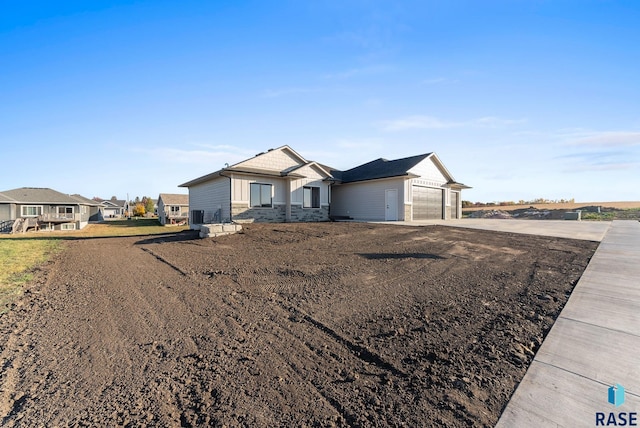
[101,199,127,208]
[336,153,432,183]
[0,187,96,205]
[70,194,101,206]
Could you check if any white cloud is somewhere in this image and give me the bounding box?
[323,64,395,80]
[474,116,527,128]
[381,115,458,131]
[381,115,526,131]
[565,131,640,147]
[421,77,458,85]
[129,145,251,166]
[261,87,321,98]
[335,138,384,150]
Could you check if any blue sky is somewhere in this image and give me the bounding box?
[1,0,639,203]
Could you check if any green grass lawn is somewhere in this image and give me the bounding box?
[0,239,61,312]
[0,219,190,312]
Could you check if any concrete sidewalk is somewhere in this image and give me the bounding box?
[496,220,640,427]
[396,219,612,242]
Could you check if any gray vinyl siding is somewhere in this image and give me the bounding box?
[188,176,231,224]
[331,179,405,221]
[0,204,13,222]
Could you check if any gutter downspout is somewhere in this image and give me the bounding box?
[219,170,232,223]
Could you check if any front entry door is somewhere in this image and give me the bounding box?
[385,189,398,221]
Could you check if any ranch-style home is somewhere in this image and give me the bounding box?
[179,145,469,226]
[157,193,189,225]
[0,187,100,233]
[100,199,127,219]
[179,146,332,224]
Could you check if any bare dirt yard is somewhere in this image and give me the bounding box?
[0,223,597,427]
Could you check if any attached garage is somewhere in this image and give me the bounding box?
[412,186,444,220]
[330,151,470,221]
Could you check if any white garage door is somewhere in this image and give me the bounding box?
[412,186,443,220]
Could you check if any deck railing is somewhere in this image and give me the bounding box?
[39,213,81,222]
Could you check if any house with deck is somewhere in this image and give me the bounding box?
[157,193,189,225]
[179,145,469,226]
[0,187,100,233]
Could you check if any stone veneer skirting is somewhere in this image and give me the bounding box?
[231,203,329,223]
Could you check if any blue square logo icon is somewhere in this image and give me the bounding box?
[608,384,625,407]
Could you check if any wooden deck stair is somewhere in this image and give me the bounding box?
[10,218,29,234]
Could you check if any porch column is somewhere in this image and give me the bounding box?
[285,179,292,222]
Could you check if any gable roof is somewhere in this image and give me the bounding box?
[0,187,98,205]
[334,153,433,183]
[101,199,126,208]
[179,146,470,189]
[159,193,189,206]
[70,194,101,206]
[179,145,333,187]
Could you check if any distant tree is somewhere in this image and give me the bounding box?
[133,203,146,217]
[144,197,155,214]
[462,200,473,208]
[92,197,103,202]
[134,196,141,204]
[111,196,118,201]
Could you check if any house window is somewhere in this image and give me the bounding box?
[21,206,42,217]
[303,186,320,208]
[61,223,76,230]
[57,206,74,217]
[250,183,273,208]
[170,206,181,215]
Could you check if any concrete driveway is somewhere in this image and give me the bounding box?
[388,219,612,242]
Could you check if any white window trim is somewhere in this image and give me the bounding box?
[302,186,321,209]
[61,223,76,230]
[249,183,274,208]
[21,205,43,217]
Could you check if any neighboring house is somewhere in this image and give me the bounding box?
[100,199,126,219]
[157,193,189,225]
[69,193,103,222]
[330,153,470,221]
[0,187,100,233]
[179,145,469,226]
[179,146,332,224]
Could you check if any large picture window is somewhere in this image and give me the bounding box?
[250,183,273,208]
[21,205,42,217]
[303,186,320,208]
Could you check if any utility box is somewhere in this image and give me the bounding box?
[564,211,581,221]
